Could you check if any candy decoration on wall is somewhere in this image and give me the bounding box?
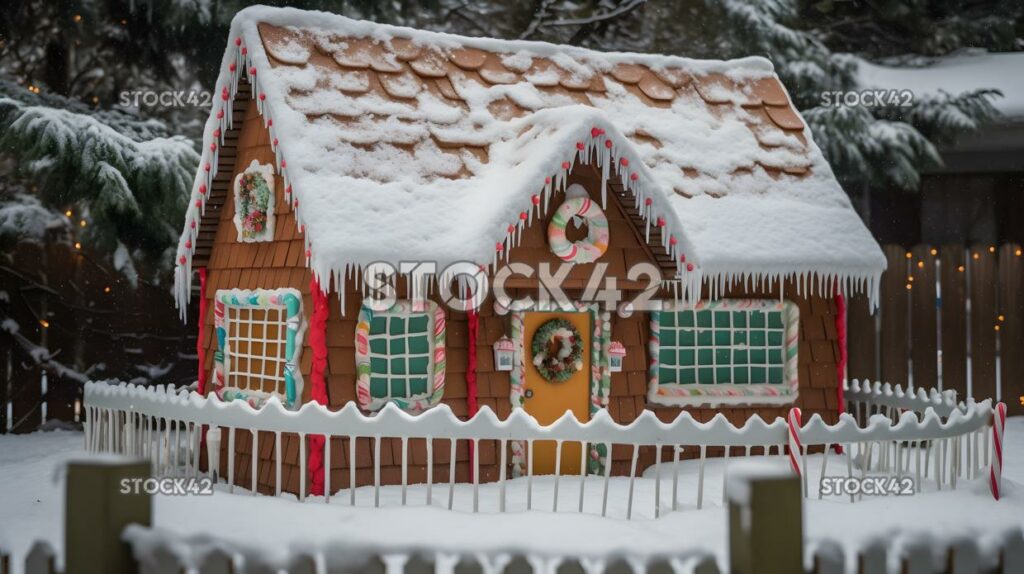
[548,197,609,264]
[787,407,803,476]
[990,401,1007,500]
[232,159,276,242]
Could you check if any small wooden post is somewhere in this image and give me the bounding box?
[65,458,151,574]
[727,461,802,574]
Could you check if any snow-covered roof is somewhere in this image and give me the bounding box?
[859,51,1024,119]
[173,6,884,312]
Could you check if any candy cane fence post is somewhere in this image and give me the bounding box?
[990,402,1007,501]
[786,408,804,495]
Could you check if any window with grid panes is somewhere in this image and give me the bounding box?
[223,306,288,395]
[657,305,787,386]
[367,311,433,401]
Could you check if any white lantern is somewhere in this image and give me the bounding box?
[608,340,626,372]
[493,335,515,371]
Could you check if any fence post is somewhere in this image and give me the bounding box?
[727,461,802,574]
[65,458,151,574]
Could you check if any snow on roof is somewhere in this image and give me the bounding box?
[173,5,884,313]
[858,51,1024,118]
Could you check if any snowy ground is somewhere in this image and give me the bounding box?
[1,419,1023,572]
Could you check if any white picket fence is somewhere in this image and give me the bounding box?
[82,379,998,520]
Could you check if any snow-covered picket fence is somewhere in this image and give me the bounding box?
[81,379,1001,521]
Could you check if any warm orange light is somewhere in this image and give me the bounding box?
[905,283,912,290]
[930,248,938,256]
[39,320,49,328]
[908,275,915,282]
[999,315,1005,322]
[1017,249,1023,257]
[973,252,980,260]
[995,325,1001,332]
[958,265,965,272]
[64,210,72,217]
[74,242,81,249]
[1019,395,1024,406]
[917,261,924,269]
[79,220,86,227]
[73,14,82,22]
[905,252,912,259]
[989,246,996,253]
[104,286,111,293]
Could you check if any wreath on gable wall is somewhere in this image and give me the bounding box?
[531,319,584,383]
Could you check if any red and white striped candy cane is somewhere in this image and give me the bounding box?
[787,407,803,476]
[990,401,1007,501]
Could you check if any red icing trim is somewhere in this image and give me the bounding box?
[834,294,847,413]
[307,276,330,496]
[466,310,480,481]
[197,267,208,395]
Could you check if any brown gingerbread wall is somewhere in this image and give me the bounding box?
[202,82,841,497]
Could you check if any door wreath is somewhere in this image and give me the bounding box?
[547,197,609,263]
[531,318,584,382]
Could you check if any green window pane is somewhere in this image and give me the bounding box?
[660,311,675,327]
[389,316,406,335]
[733,349,748,365]
[369,337,387,355]
[678,329,695,346]
[751,367,767,384]
[677,311,692,328]
[697,348,713,365]
[733,331,747,345]
[768,366,784,384]
[714,329,731,346]
[733,367,749,384]
[715,349,730,364]
[659,367,677,384]
[659,347,678,366]
[389,337,406,354]
[768,349,784,365]
[390,378,408,398]
[679,368,696,384]
[697,330,713,346]
[768,312,784,329]
[370,356,388,374]
[390,358,406,375]
[768,331,783,347]
[714,311,730,327]
[750,311,766,329]
[732,311,747,328]
[661,328,677,346]
[409,377,428,395]
[698,367,714,384]
[696,311,712,328]
[716,367,731,383]
[407,314,429,333]
[408,356,429,374]
[370,316,388,335]
[678,349,696,367]
[370,377,388,397]
[750,331,766,347]
[407,335,430,354]
[750,349,766,365]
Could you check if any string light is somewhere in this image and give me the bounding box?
[79,219,87,227]
[39,320,49,328]
[74,242,81,249]
[958,265,965,273]
[998,315,1005,322]
[905,252,912,259]
[1016,249,1022,257]
[994,325,1001,332]
[930,248,937,256]
[917,261,924,269]
[907,275,914,282]
[64,210,72,217]
[104,286,111,293]
[989,246,996,253]
[905,283,912,290]
[973,252,980,260]
[73,14,82,22]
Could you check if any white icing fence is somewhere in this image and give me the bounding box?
[82,379,1000,520]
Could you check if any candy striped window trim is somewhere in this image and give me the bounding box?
[647,299,800,407]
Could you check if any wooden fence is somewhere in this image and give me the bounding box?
[847,243,1024,416]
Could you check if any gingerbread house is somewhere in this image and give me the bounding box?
[172,6,885,495]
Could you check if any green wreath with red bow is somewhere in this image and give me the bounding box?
[531,318,584,383]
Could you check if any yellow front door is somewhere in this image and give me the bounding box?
[523,311,591,475]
